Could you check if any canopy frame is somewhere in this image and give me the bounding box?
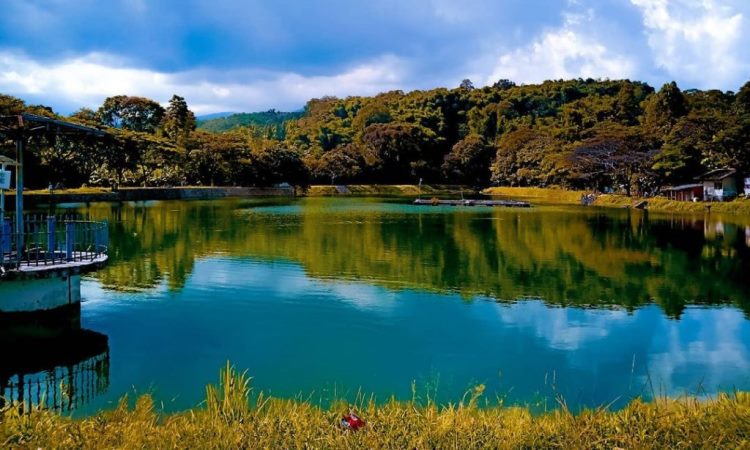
[0,114,107,264]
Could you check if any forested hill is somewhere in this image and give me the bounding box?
[197,110,304,132]
[1,78,750,192]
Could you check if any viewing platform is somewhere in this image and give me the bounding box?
[0,215,109,313]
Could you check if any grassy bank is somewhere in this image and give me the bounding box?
[596,194,750,215]
[1,365,748,449]
[482,187,589,204]
[484,186,750,216]
[12,184,463,199]
[305,184,469,196]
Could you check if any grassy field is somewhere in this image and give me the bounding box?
[1,364,749,449]
[482,187,589,204]
[11,185,464,197]
[10,187,114,196]
[304,184,470,196]
[484,186,750,216]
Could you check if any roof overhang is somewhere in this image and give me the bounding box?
[0,155,19,166]
[696,168,737,182]
[0,113,107,138]
[662,183,702,191]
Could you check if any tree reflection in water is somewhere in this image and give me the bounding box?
[65,198,750,318]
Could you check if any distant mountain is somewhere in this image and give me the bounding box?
[197,109,304,132]
[195,112,235,121]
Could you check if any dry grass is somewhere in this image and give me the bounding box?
[1,364,749,449]
[482,187,589,204]
[484,187,750,216]
[13,187,114,196]
[596,194,750,215]
[305,184,469,197]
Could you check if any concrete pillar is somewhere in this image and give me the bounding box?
[15,136,24,265]
[0,218,8,265]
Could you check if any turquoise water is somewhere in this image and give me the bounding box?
[7,198,750,415]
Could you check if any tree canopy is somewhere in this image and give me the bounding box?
[2,77,750,192]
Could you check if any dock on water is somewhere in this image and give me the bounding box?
[413,198,531,208]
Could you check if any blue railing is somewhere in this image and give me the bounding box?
[0,215,108,271]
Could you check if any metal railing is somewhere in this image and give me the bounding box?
[0,214,109,271]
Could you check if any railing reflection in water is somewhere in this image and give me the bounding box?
[2,351,109,413]
[0,306,110,414]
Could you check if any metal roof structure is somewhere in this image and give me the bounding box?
[0,155,18,166]
[697,168,737,181]
[0,113,109,267]
[662,183,702,191]
[0,113,106,138]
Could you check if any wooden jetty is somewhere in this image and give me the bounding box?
[413,198,531,208]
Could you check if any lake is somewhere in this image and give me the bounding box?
[5,197,750,415]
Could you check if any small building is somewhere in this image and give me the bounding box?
[662,183,703,202]
[745,177,750,196]
[698,168,741,201]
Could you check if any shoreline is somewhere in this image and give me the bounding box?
[5,184,468,207]
[5,185,750,217]
[483,186,750,216]
[4,186,295,208]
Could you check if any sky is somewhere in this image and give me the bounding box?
[1,0,749,115]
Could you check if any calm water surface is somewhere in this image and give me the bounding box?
[7,198,750,415]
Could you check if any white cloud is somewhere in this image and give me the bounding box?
[491,300,630,351]
[481,10,636,85]
[0,51,410,114]
[630,0,749,88]
[645,307,750,394]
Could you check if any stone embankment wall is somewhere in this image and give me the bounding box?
[12,186,295,207]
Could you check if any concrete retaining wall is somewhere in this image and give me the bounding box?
[0,274,80,312]
[12,186,295,207]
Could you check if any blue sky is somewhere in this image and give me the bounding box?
[1,0,749,114]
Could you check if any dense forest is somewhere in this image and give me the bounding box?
[1,78,749,193]
[197,110,304,133]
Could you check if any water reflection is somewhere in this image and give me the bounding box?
[0,306,110,413]
[67,199,750,317]
[77,258,750,413]
[34,198,750,413]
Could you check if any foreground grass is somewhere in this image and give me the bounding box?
[2,364,749,449]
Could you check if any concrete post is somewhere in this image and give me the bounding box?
[15,136,24,264]
[1,163,5,221]
[1,219,9,252]
[0,218,7,265]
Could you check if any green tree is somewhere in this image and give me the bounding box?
[314,144,365,184]
[641,82,687,140]
[441,135,494,187]
[162,95,196,147]
[98,95,166,133]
